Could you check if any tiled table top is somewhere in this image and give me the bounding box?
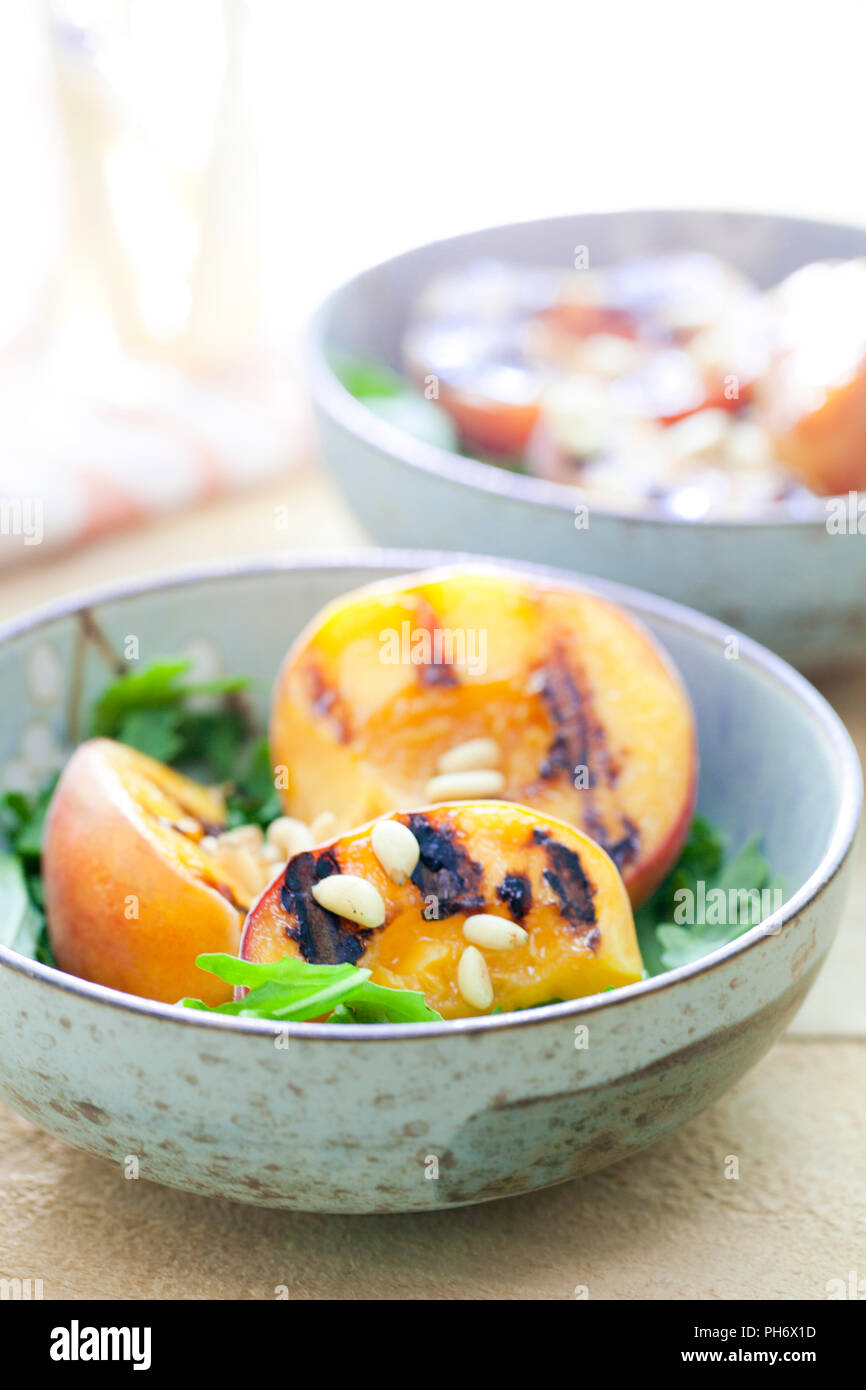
[0,464,862,1300]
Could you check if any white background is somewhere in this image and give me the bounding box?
[251,0,866,344]
[0,0,863,354]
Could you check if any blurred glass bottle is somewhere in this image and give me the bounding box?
[49,0,260,372]
[0,3,64,363]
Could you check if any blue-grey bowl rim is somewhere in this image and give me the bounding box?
[0,547,860,1041]
[305,206,866,529]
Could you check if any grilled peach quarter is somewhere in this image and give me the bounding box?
[240,803,643,1018]
[762,259,866,495]
[43,739,284,1005]
[270,567,697,907]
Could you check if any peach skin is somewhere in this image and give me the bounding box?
[43,739,256,1005]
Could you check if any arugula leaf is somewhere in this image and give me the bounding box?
[90,660,248,730]
[224,740,283,829]
[90,660,249,760]
[116,707,185,763]
[88,658,279,823]
[182,951,442,1024]
[0,784,55,963]
[89,660,193,734]
[0,853,45,957]
[362,393,458,451]
[192,953,348,989]
[332,352,459,451]
[0,781,56,860]
[330,353,406,399]
[327,979,441,1024]
[635,819,783,974]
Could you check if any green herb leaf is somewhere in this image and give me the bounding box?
[224,740,282,828]
[193,952,351,989]
[89,659,193,735]
[0,853,45,957]
[328,978,441,1024]
[635,819,783,974]
[330,353,406,399]
[183,952,442,1024]
[0,780,56,860]
[362,393,458,451]
[331,352,459,450]
[116,707,185,763]
[0,785,55,964]
[88,658,280,820]
[90,658,249,742]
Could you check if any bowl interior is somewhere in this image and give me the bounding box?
[0,554,855,979]
[316,207,866,379]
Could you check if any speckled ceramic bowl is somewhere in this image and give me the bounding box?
[0,552,859,1213]
[308,209,866,669]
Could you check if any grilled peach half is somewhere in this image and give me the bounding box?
[270,567,697,906]
[43,739,265,1005]
[240,803,643,1018]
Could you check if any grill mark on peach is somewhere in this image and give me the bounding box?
[418,663,459,689]
[532,826,597,940]
[303,661,352,742]
[589,813,640,872]
[534,646,640,871]
[280,850,370,965]
[406,812,485,917]
[536,646,618,786]
[496,872,532,921]
[414,599,460,689]
[160,812,224,839]
[213,881,247,914]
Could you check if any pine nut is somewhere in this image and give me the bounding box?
[267,816,313,858]
[311,873,386,929]
[463,914,528,949]
[424,769,505,802]
[370,818,420,885]
[218,843,268,898]
[436,737,502,775]
[174,816,202,836]
[310,810,337,842]
[254,858,278,891]
[457,945,494,1010]
[218,824,263,851]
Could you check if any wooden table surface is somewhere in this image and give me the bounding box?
[1,461,863,1300]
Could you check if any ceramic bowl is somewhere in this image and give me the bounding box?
[308,209,866,669]
[0,552,859,1213]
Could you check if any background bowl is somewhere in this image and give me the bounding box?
[0,552,859,1213]
[308,209,866,670]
